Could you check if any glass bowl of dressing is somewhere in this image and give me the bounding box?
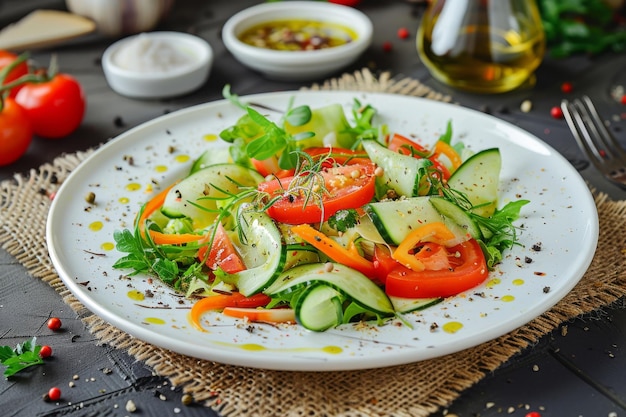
[222,1,373,81]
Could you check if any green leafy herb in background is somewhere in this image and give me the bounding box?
[538,0,626,57]
[0,337,43,378]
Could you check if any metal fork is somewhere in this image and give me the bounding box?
[561,95,626,190]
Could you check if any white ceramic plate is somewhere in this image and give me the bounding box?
[47,91,598,371]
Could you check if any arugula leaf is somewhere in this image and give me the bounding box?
[1,337,44,378]
[471,199,530,268]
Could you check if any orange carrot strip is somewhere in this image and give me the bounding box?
[148,230,207,245]
[223,307,296,324]
[137,182,178,238]
[190,292,271,331]
[291,224,376,278]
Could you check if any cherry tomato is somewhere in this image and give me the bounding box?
[258,162,376,224]
[39,345,53,358]
[0,50,29,98]
[47,317,62,331]
[15,73,85,139]
[385,239,488,298]
[0,97,32,166]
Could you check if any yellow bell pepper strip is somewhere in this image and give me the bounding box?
[434,140,462,172]
[290,223,377,278]
[392,222,456,271]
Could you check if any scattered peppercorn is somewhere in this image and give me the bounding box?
[525,412,542,417]
[125,399,137,413]
[47,317,62,331]
[621,95,626,105]
[550,106,564,119]
[47,387,62,402]
[397,27,410,39]
[382,41,393,52]
[39,345,52,358]
[181,393,194,406]
[561,81,573,93]
[85,191,96,204]
[114,116,125,128]
[520,99,532,113]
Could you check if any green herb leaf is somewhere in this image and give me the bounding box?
[1,337,44,378]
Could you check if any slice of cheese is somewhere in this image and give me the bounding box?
[0,9,96,51]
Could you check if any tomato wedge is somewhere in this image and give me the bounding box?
[385,239,488,298]
[197,224,246,273]
[258,162,376,224]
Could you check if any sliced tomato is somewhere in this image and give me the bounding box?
[385,239,488,298]
[371,244,397,285]
[304,147,370,166]
[258,162,376,224]
[388,133,451,179]
[197,224,246,273]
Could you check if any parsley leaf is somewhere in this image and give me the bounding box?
[0,337,44,378]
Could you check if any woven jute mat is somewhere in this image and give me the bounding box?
[2,68,626,417]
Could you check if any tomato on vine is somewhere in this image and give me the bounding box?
[0,50,28,98]
[15,72,86,139]
[0,97,32,166]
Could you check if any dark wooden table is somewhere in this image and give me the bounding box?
[1,1,625,416]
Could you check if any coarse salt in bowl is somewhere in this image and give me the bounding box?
[222,1,373,81]
[102,31,213,99]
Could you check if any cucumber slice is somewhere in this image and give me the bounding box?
[229,208,287,296]
[389,295,442,314]
[296,284,344,331]
[362,138,432,198]
[365,197,443,245]
[266,262,394,316]
[448,148,501,218]
[429,197,482,240]
[189,148,231,174]
[161,163,264,229]
[365,197,471,245]
[284,246,320,270]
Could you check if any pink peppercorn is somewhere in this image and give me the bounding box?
[550,106,564,119]
[397,27,410,39]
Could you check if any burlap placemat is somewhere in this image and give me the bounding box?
[2,68,626,417]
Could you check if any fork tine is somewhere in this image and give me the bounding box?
[561,98,604,163]
[580,95,626,163]
[561,96,626,168]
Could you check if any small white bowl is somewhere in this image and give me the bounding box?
[102,31,213,99]
[222,1,373,81]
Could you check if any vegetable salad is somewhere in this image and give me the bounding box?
[113,87,528,332]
